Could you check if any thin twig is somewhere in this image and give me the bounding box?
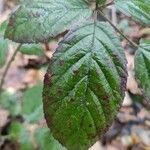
[44,42,50,51]
[0,44,22,94]
[98,11,139,48]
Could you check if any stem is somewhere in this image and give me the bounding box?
[44,42,50,51]
[93,10,98,21]
[98,11,139,48]
[0,44,22,94]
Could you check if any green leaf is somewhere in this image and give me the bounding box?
[9,122,34,150]
[22,83,44,123]
[35,127,66,150]
[135,39,150,100]
[0,20,8,34]
[0,21,8,67]
[0,38,8,67]
[43,21,127,150]
[19,44,44,56]
[5,0,92,43]
[0,92,21,116]
[115,0,150,26]
[24,105,43,123]
[96,0,107,5]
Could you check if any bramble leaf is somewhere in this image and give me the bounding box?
[43,21,127,150]
[115,0,150,26]
[5,0,92,43]
[135,40,150,100]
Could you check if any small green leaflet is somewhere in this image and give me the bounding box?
[0,39,8,67]
[96,0,107,5]
[22,83,44,123]
[115,0,150,26]
[0,91,21,116]
[0,21,8,67]
[5,0,92,43]
[135,40,150,100]
[43,21,127,150]
[19,44,44,56]
[35,127,66,150]
[9,122,34,150]
[0,20,8,33]
[9,123,66,150]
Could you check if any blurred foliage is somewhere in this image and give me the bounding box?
[0,21,8,67]
[22,84,43,123]
[19,44,44,56]
[9,122,34,150]
[0,91,21,116]
[35,128,66,150]
[0,83,65,150]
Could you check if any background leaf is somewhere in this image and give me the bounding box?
[19,44,44,56]
[0,92,21,116]
[43,21,127,150]
[0,21,8,67]
[115,0,150,26]
[0,20,8,34]
[22,83,44,123]
[135,39,150,100]
[96,0,107,5]
[5,0,92,43]
[9,122,34,150]
[35,127,66,150]
[0,38,8,67]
